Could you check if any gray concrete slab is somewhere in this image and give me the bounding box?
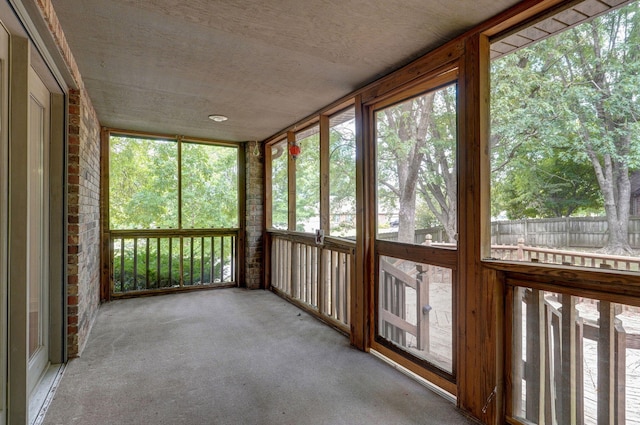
[42,288,477,425]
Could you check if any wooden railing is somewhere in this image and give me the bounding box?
[378,255,454,374]
[490,237,640,271]
[268,231,353,332]
[110,229,238,295]
[510,287,640,425]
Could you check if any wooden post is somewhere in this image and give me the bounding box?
[517,238,525,261]
[510,287,524,417]
[597,300,615,425]
[416,263,430,352]
[525,289,545,424]
[544,304,557,424]
[576,317,584,425]
[560,295,577,425]
[614,320,626,425]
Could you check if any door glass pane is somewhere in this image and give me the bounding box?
[28,93,45,359]
[109,136,178,229]
[376,84,457,246]
[295,126,320,232]
[182,142,238,229]
[329,108,356,238]
[378,255,453,374]
[270,139,288,230]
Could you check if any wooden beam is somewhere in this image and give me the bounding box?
[319,115,330,234]
[287,131,296,231]
[351,94,368,350]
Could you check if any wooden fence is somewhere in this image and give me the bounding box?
[380,217,640,248]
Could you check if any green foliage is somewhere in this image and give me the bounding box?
[110,136,178,229]
[270,141,288,229]
[329,113,357,237]
[376,84,457,242]
[494,151,602,219]
[109,136,239,230]
[182,142,238,229]
[490,2,640,247]
[295,128,320,231]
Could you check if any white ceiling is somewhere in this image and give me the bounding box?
[50,0,523,142]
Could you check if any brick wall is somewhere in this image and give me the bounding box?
[37,0,102,358]
[245,142,264,289]
[67,89,101,357]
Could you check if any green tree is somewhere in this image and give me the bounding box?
[109,136,240,230]
[329,117,357,237]
[491,3,640,254]
[377,84,457,243]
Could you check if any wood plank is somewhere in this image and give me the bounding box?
[371,342,457,396]
[376,239,457,269]
[560,295,577,424]
[598,301,615,425]
[379,259,417,289]
[353,93,370,350]
[287,131,296,231]
[319,114,330,234]
[380,308,417,336]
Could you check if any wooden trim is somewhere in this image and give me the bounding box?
[371,342,457,395]
[110,282,236,300]
[264,140,274,229]
[271,286,350,335]
[485,260,640,303]
[363,60,462,106]
[456,32,502,424]
[287,131,296,231]
[505,275,640,309]
[355,92,373,351]
[237,143,246,287]
[104,127,242,147]
[319,114,330,234]
[177,136,183,229]
[376,240,457,270]
[482,0,576,37]
[504,284,516,420]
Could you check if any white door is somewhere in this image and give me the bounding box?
[26,67,50,396]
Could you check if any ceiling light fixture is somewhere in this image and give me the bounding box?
[208,114,228,122]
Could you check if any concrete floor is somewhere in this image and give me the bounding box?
[42,288,478,425]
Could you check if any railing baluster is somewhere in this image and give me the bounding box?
[190,237,194,285]
[156,237,161,288]
[168,238,172,286]
[560,295,577,425]
[200,236,204,285]
[133,238,138,291]
[614,320,626,425]
[598,301,615,425]
[220,236,225,283]
[120,238,125,292]
[525,289,545,423]
[179,236,184,287]
[145,237,150,289]
[210,237,214,284]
